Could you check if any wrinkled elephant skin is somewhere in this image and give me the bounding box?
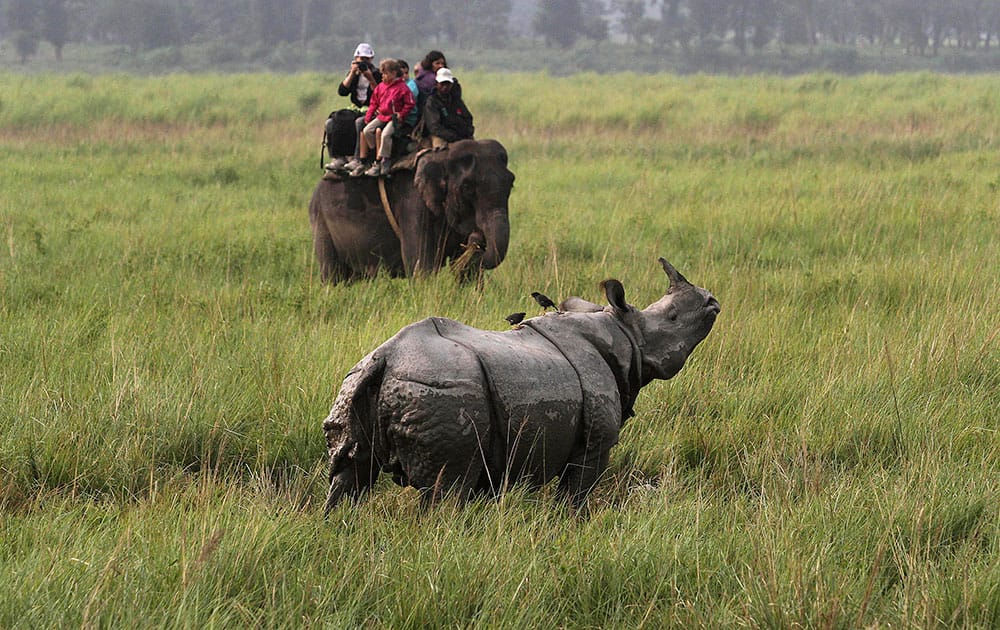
[308,139,515,283]
[322,258,720,512]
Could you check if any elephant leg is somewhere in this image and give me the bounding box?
[558,445,611,509]
[311,216,349,283]
[400,237,435,277]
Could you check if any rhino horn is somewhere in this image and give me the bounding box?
[659,257,690,288]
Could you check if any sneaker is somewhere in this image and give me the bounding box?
[324,156,349,170]
[343,157,363,172]
[363,162,382,177]
[348,163,367,177]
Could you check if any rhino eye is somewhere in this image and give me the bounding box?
[667,306,678,321]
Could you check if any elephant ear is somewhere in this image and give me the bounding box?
[415,158,447,216]
[443,152,477,227]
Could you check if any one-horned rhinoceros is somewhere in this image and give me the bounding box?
[322,258,720,512]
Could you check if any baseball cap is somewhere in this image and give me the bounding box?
[435,68,455,83]
[354,43,374,58]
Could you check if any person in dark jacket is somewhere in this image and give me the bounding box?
[423,68,474,148]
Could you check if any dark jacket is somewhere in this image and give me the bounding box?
[338,69,383,109]
[423,86,474,142]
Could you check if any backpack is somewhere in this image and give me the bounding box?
[321,109,363,168]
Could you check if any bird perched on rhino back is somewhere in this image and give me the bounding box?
[321,256,720,514]
[531,291,558,313]
[505,312,526,328]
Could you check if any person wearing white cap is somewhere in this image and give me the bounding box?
[423,67,475,149]
[339,43,379,109]
[325,43,382,171]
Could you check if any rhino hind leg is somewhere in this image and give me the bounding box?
[415,456,489,508]
[324,450,379,515]
[383,383,492,507]
[323,355,386,515]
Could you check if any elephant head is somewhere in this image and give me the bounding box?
[414,139,515,270]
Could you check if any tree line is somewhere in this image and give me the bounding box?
[4,0,1000,66]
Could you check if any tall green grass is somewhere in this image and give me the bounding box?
[1,71,998,627]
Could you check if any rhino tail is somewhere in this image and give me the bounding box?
[323,353,387,515]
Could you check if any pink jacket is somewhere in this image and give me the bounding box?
[365,78,416,124]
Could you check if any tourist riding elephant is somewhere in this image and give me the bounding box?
[322,258,721,513]
[308,139,515,283]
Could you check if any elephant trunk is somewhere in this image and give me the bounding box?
[478,210,510,270]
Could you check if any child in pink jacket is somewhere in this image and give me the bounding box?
[347,58,416,177]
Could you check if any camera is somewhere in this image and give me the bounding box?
[354,61,371,72]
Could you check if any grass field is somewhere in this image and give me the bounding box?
[1,70,998,627]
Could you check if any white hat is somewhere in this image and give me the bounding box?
[435,68,455,83]
[354,43,374,58]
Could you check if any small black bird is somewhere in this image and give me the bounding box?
[531,291,558,313]
[505,312,526,328]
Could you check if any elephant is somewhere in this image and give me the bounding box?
[322,258,721,513]
[308,139,515,283]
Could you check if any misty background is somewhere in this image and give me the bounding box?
[3,0,1000,74]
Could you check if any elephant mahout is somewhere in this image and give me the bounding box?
[308,139,514,283]
[322,258,721,513]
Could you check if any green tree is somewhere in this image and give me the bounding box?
[40,0,70,61]
[5,0,39,62]
[443,0,512,48]
[99,0,183,52]
[615,0,648,44]
[581,0,610,43]
[535,0,585,48]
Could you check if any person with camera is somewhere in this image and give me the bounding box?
[325,43,382,171]
[349,58,415,178]
[339,42,380,108]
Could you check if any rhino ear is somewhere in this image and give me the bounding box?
[415,158,447,216]
[600,279,628,313]
[659,257,690,289]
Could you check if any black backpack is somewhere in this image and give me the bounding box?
[321,109,363,168]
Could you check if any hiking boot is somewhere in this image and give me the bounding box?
[343,157,363,172]
[363,162,382,177]
[324,156,349,171]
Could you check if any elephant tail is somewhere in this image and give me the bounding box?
[323,353,387,514]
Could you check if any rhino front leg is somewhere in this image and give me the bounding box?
[558,445,611,509]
